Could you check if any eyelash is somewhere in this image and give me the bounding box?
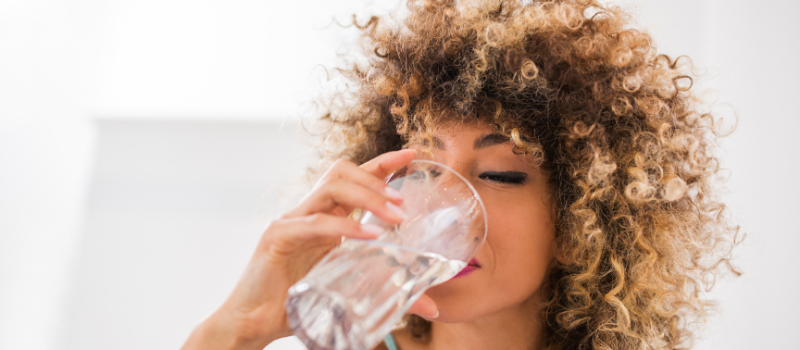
[478,172,528,185]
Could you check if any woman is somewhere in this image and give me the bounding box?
[182,0,739,349]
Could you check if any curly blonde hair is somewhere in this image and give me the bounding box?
[310,0,740,349]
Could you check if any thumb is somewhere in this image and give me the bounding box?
[407,293,438,319]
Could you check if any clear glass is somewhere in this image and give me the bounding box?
[285,160,487,350]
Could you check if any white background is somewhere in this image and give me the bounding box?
[0,0,797,349]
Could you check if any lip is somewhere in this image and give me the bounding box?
[453,258,480,279]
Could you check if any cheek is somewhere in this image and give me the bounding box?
[425,204,555,322]
[425,190,556,322]
[488,201,555,287]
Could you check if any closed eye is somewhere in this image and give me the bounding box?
[479,171,528,185]
[408,169,442,181]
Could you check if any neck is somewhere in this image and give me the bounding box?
[427,291,545,350]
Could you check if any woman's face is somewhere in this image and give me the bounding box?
[410,121,557,323]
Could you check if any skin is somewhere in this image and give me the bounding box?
[180,121,557,350]
[393,121,557,350]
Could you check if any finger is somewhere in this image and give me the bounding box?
[407,293,438,319]
[324,159,405,204]
[291,178,407,223]
[267,213,385,248]
[359,149,416,180]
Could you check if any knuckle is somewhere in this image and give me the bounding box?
[347,220,361,232]
[262,219,284,238]
[265,218,285,230]
[316,175,335,188]
[340,217,358,229]
[338,219,359,235]
[312,178,341,199]
[305,213,326,226]
[371,194,389,208]
[370,178,386,191]
[332,159,353,170]
[277,210,295,220]
[319,176,342,191]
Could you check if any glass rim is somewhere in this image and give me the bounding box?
[386,159,489,249]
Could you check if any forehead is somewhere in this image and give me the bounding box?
[412,123,535,164]
[412,121,504,148]
[408,121,545,171]
[434,120,496,136]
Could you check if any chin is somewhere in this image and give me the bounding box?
[427,300,487,323]
[424,275,490,323]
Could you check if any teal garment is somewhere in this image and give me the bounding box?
[384,333,400,350]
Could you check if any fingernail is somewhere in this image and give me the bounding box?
[360,224,384,237]
[384,186,403,201]
[425,311,439,319]
[386,202,408,220]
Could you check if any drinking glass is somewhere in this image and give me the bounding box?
[285,160,487,350]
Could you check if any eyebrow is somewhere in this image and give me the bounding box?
[473,133,511,149]
[430,133,511,150]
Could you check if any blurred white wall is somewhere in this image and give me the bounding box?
[0,0,105,349]
[0,0,798,350]
[60,120,315,350]
[695,1,800,348]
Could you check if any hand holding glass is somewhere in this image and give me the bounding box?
[285,160,487,350]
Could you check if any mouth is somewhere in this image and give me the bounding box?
[453,258,480,279]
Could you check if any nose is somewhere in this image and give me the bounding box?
[408,160,470,206]
[422,161,487,261]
